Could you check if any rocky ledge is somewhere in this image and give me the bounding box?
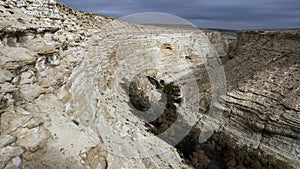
[0,0,299,168]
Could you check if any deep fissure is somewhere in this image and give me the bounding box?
[128,76,292,169]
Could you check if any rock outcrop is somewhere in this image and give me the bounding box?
[222,30,300,167]
[0,0,299,169]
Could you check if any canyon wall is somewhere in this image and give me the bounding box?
[0,0,299,168]
[221,29,300,167]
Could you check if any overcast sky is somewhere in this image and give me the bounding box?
[58,0,300,30]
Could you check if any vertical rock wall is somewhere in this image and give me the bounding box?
[221,30,300,168]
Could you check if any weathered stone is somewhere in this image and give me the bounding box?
[19,84,44,100]
[0,82,17,94]
[0,112,32,134]
[12,156,22,168]
[0,146,24,168]
[82,146,107,169]
[0,135,16,148]
[25,117,44,129]
[18,33,35,43]
[0,0,299,168]
[19,70,36,85]
[0,69,13,83]
[0,47,35,69]
[222,29,300,168]
[14,126,50,152]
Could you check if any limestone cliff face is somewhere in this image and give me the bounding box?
[0,1,204,168]
[221,29,300,167]
[0,0,299,169]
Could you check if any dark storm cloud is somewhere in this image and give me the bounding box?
[58,0,300,30]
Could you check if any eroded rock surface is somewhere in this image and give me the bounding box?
[221,30,300,168]
[0,0,299,169]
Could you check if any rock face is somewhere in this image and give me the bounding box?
[0,0,299,169]
[222,30,300,167]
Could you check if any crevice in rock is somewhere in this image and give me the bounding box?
[128,76,181,134]
[162,43,173,50]
[129,81,151,112]
[147,81,180,135]
[127,75,292,169]
[173,125,293,169]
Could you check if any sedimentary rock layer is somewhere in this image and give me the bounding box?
[221,29,300,167]
[0,0,299,168]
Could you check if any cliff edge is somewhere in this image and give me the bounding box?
[0,0,299,168]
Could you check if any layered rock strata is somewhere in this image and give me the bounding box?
[0,0,299,169]
[222,30,300,167]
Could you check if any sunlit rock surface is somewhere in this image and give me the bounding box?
[0,0,299,168]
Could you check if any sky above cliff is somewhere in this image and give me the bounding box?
[58,0,300,30]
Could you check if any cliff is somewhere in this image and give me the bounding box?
[0,0,299,169]
[222,29,300,167]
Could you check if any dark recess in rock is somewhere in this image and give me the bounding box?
[128,76,292,169]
